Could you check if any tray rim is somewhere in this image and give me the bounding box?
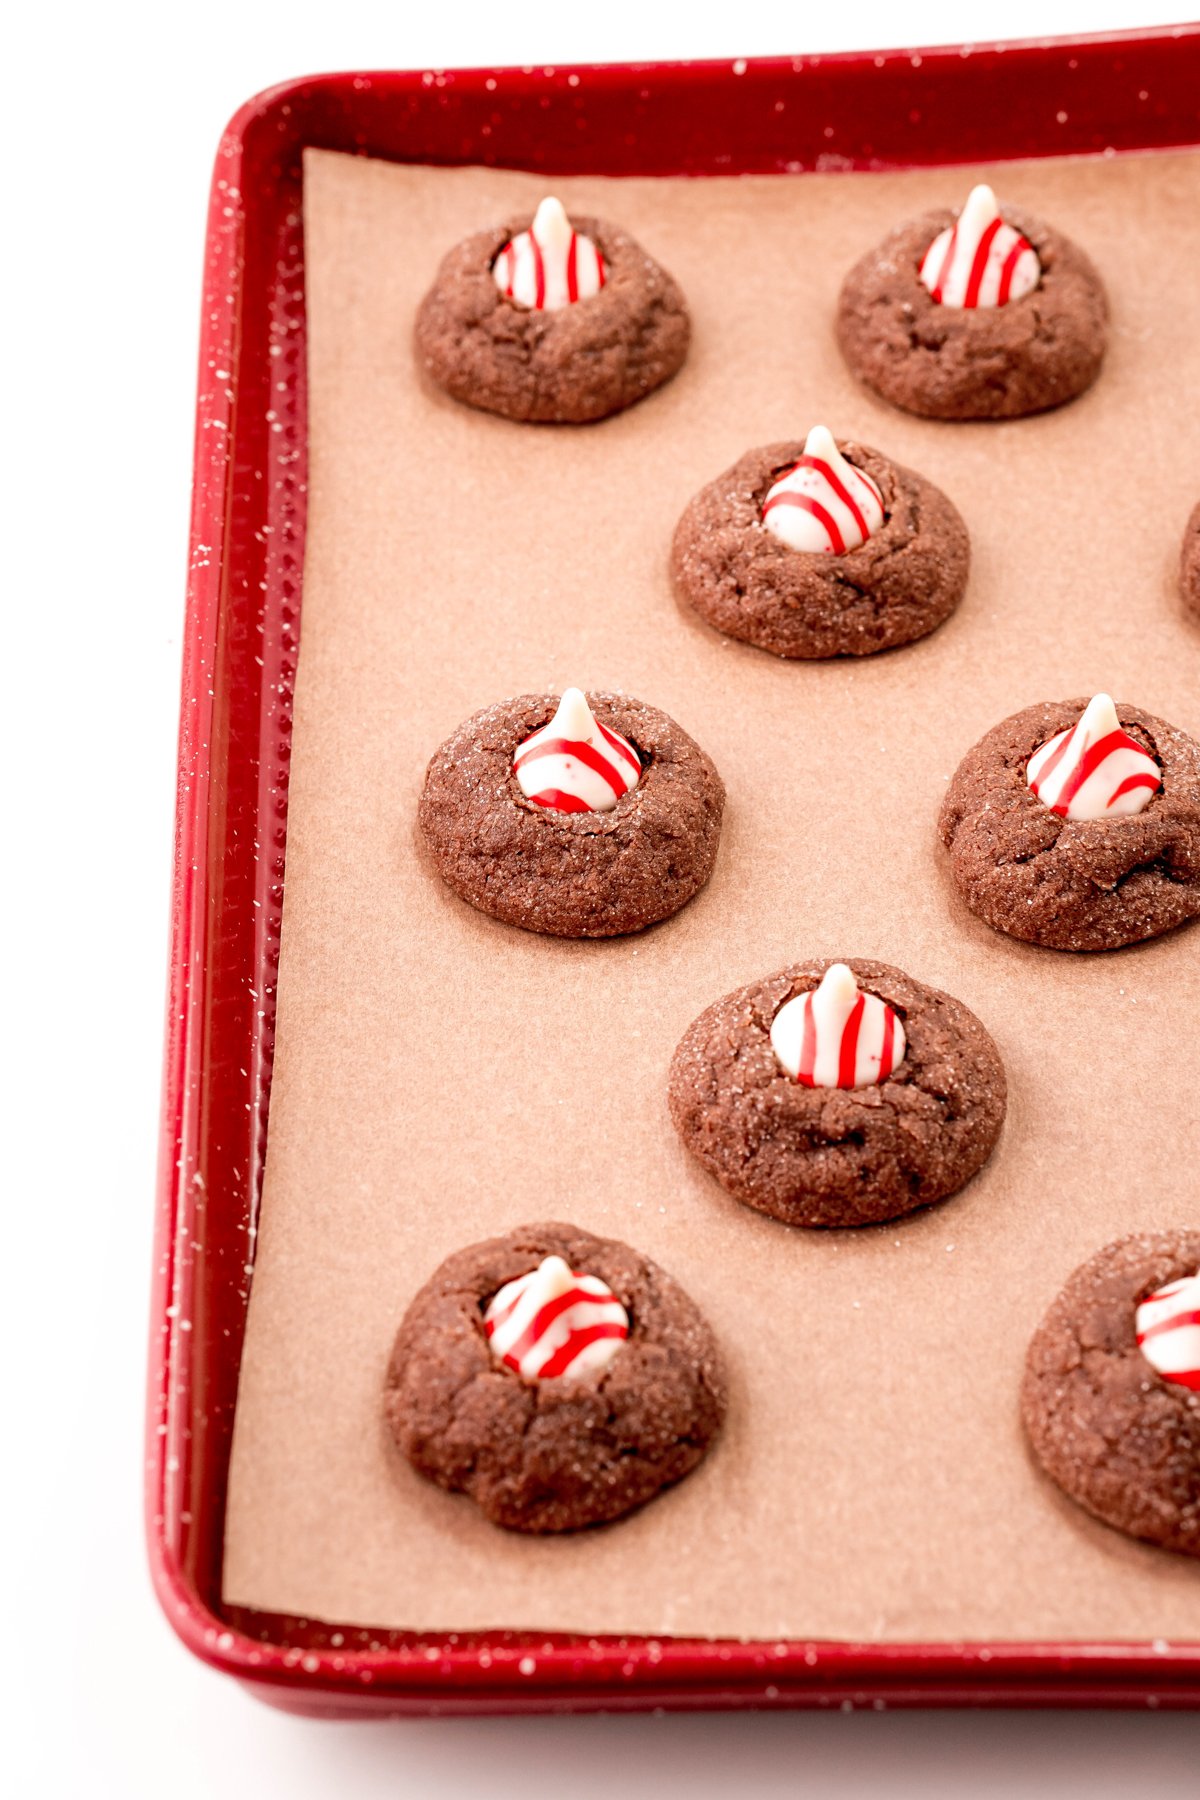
[148,25,1200,1714]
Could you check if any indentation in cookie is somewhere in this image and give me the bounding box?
[760,425,885,555]
[919,183,1040,309]
[492,196,606,311]
[1027,692,1162,821]
[1137,1270,1200,1391]
[770,962,906,1089]
[513,687,641,814]
[483,1254,629,1379]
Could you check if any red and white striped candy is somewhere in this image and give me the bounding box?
[514,688,640,814]
[761,426,885,556]
[919,184,1040,310]
[484,1255,629,1380]
[492,196,606,312]
[1136,1270,1200,1392]
[770,963,906,1090]
[1027,693,1161,822]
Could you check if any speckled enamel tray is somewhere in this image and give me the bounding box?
[148,29,1200,1714]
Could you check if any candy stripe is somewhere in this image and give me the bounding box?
[514,735,629,800]
[790,453,873,541]
[1139,1308,1200,1342]
[531,232,546,309]
[597,718,642,777]
[497,1285,606,1366]
[1049,729,1131,813]
[1028,722,1077,793]
[878,1004,896,1080]
[837,994,866,1088]
[1107,772,1162,807]
[1136,1274,1200,1391]
[763,490,846,554]
[797,994,818,1087]
[525,788,592,812]
[997,234,1032,304]
[537,1322,629,1378]
[566,231,579,302]
[963,216,1003,308]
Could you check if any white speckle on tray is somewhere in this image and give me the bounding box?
[518,1656,536,1676]
[732,59,746,76]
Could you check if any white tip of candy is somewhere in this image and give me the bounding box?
[961,182,1001,233]
[919,182,1040,309]
[817,961,859,1012]
[771,963,906,1090]
[513,688,641,814]
[802,423,839,463]
[525,1254,575,1302]
[1136,1269,1200,1391]
[532,195,572,249]
[1027,692,1162,822]
[1078,692,1120,739]
[551,686,594,739]
[761,427,886,556]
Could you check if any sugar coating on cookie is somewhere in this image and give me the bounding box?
[761,426,885,555]
[418,690,725,938]
[1137,1270,1200,1391]
[484,1255,629,1379]
[669,958,1006,1230]
[671,439,969,660]
[938,697,1200,952]
[771,963,905,1089]
[837,202,1107,421]
[493,197,606,311]
[513,687,641,814]
[919,183,1040,309]
[1027,692,1161,821]
[385,1222,726,1532]
[1022,1231,1200,1558]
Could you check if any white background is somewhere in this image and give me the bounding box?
[6,3,1199,1794]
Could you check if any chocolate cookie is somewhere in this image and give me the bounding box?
[418,690,725,937]
[1022,1232,1200,1558]
[670,438,969,659]
[837,203,1107,420]
[1182,500,1200,622]
[668,958,1006,1229]
[939,698,1200,951]
[414,206,689,423]
[384,1222,726,1532]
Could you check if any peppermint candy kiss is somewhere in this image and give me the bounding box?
[514,688,641,814]
[493,197,607,312]
[484,1255,630,1380]
[761,426,885,555]
[1027,694,1161,821]
[771,963,906,1090]
[919,184,1040,310]
[1136,1270,1200,1391]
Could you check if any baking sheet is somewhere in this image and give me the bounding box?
[222,146,1200,1641]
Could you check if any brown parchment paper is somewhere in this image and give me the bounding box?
[222,146,1200,1641]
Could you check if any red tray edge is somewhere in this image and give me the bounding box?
[148,28,1200,1714]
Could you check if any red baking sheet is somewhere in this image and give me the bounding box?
[148,28,1200,1715]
